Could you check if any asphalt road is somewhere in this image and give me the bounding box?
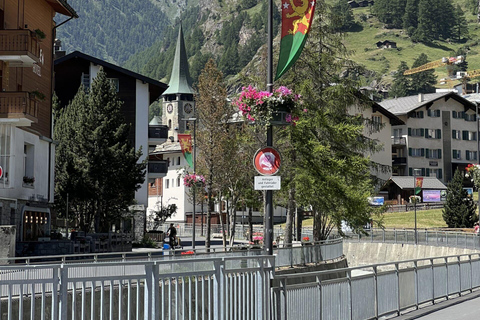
[414,296,480,320]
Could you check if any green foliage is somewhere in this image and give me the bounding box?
[410,53,437,93]
[56,0,170,65]
[54,68,146,233]
[373,0,407,28]
[331,0,357,32]
[390,61,411,97]
[149,204,178,229]
[443,169,477,228]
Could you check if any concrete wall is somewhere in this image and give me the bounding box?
[0,225,16,263]
[344,241,479,267]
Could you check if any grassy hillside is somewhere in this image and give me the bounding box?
[343,4,480,88]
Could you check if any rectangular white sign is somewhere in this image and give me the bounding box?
[254,176,281,190]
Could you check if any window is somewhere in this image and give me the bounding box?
[409,111,424,118]
[427,169,443,179]
[465,113,477,121]
[168,119,172,130]
[372,115,382,130]
[177,157,181,165]
[452,130,461,140]
[453,150,461,159]
[425,129,441,139]
[24,144,34,185]
[409,148,424,157]
[408,128,424,137]
[452,111,465,119]
[427,109,440,117]
[177,177,181,187]
[393,129,403,138]
[0,125,13,188]
[166,179,169,189]
[466,151,478,161]
[462,131,477,141]
[425,149,442,159]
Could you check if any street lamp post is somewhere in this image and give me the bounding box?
[183,117,197,249]
[413,168,422,245]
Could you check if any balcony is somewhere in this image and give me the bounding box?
[0,30,40,67]
[0,92,38,125]
[148,160,168,180]
[148,124,168,147]
[391,137,406,145]
[392,157,407,165]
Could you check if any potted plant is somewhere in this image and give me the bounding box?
[183,173,206,188]
[301,236,312,245]
[23,176,35,185]
[33,29,46,40]
[232,85,305,130]
[29,90,46,101]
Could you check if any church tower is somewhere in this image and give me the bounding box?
[162,24,195,142]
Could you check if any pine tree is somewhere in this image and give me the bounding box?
[54,68,146,233]
[443,169,477,228]
[452,4,469,41]
[403,0,419,36]
[390,61,411,98]
[409,54,437,94]
[331,0,356,32]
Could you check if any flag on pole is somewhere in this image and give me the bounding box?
[415,177,423,195]
[276,0,316,80]
[178,134,193,168]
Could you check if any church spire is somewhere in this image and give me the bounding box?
[163,24,194,95]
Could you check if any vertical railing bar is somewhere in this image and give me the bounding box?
[91,280,95,320]
[30,283,35,320]
[414,261,419,310]
[127,279,131,320]
[100,281,104,320]
[396,263,400,315]
[81,281,86,320]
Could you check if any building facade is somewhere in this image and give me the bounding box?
[0,0,77,241]
[379,92,478,183]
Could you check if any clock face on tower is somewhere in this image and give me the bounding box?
[167,103,173,113]
[184,103,193,114]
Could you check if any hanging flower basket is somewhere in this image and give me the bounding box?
[232,85,305,128]
[183,173,205,188]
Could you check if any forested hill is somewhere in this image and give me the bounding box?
[55,0,172,64]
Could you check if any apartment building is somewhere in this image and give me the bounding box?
[0,0,77,241]
[379,92,477,183]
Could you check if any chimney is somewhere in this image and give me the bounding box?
[54,39,66,59]
[418,93,424,102]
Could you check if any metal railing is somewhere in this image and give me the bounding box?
[0,255,275,319]
[272,253,480,320]
[337,228,480,250]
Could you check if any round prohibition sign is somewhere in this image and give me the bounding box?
[253,147,281,175]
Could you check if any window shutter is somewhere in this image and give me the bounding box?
[421,148,425,157]
[452,130,456,138]
[427,109,432,117]
[409,168,413,176]
[421,168,425,176]
[463,131,468,140]
[408,128,412,136]
[474,132,477,141]
[438,149,442,159]
[436,129,441,139]
[436,110,440,117]
[438,169,442,179]
[453,150,457,158]
[467,152,470,160]
[425,149,429,158]
[419,111,424,118]
[426,168,430,176]
[453,111,457,118]
[409,148,412,156]
[420,128,424,137]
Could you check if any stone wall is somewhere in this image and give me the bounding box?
[344,241,479,267]
[0,225,16,264]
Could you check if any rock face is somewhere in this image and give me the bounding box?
[0,226,16,264]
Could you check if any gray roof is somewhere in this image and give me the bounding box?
[151,142,182,154]
[389,176,447,190]
[163,25,195,95]
[379,92,476,115]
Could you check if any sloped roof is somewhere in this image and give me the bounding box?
[48,0,78,17]
[151,142,182,154]
[55,51,168,99]
[388,176,447,190]
[379,92,476,115]
[163,25,194,95]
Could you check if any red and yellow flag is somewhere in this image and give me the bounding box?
[415,177,423,195]
[276,0,316,80]
[178,134,193,168]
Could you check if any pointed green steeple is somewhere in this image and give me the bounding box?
[163,24,194,95]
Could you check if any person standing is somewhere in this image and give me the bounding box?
[167,223,177,247]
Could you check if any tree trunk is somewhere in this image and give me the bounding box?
[206,183,213,250]
[229,198,237,248]
[478,0,480,23]
[218,192,226,250]
[248,207,253,243]
[295,207,303,241]
[284,187,295,245]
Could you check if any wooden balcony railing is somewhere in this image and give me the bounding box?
[0,30,40,66]
[0,92,38,122]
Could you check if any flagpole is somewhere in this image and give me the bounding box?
[264,0,274,256]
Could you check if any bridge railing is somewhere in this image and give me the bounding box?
[272,252,480,320]
[0,255,275,319]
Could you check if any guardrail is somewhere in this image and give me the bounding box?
[1,238,344,269]
[336,228,480,250]
[272,253,480,320]
[0,255,275,319]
